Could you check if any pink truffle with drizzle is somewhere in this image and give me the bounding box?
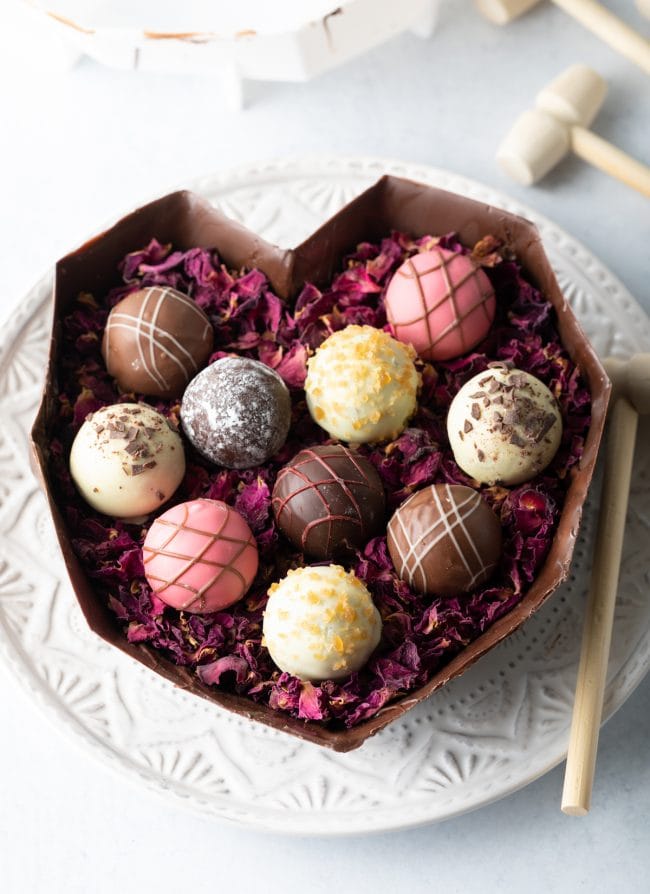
[385,247,496,361]
[143,499,259,613]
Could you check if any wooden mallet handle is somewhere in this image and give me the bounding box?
[571,127,650,198]
[554,0,650,75]
[561,354,650,815]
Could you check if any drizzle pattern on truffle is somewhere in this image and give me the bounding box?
[272,445,385,559]
[387,484,502,596]
[103,286,213,398]
[143,499,258,613]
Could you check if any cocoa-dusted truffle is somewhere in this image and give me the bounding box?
[272,445,385,559]
[102,286,213,399]
[180,357,292,469]
[387,483,502,596]
[69,403,185,521]
[447,366,563,485]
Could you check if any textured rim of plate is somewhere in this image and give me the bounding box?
[1,155,649,836]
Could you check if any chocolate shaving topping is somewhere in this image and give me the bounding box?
[535,413,558,442]
[477,449,485,462]
[124,442,140,455]
[464,420,473,433]
[144,427,156,438]
[487,378,500,393]
[156,490,165,501]
[458,430,464,441]
[85,412,94,422]
[510,432,527,448]
[94,424,105,435]
[478,376,493,386]
[469,391,486,399]
[125,426,139,442]
[471,403,481,420]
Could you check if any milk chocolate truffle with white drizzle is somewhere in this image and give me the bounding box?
[387,484,502,597]
[181,357,292,469]
[102,286,213,399]
[447,365,563,486]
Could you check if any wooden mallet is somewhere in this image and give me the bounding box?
[475,0,650,74]
[497,64,650,197]
[561,354,650,815]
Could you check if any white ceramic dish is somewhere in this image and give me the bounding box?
[2,156,650,835]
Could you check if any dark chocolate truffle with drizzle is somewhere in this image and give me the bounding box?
[102,286,213,399]
[272,445,386,559]
[181,357,292,469]
[387,483,502,597]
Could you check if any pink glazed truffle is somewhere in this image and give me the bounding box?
[385,247,496,361]
[143,499,258,613]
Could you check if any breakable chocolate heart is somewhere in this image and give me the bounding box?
[31,176,609,751]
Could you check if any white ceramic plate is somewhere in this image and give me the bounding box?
[1,156,649,835]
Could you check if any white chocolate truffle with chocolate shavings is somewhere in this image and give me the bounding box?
[262,565,382,682]
[305,325,420,444]
[69,403,185,521]
[447,366,562,486]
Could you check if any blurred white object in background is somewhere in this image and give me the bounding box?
[0,1,81,73]
[637,0,650,21]
[18,0,441,108]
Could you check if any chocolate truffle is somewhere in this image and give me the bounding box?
[143,499,258,613]
[387,484,502,597]
[305,325,419,443]
[69,403,185,521]
[263,565,382,681]
[447,366,563,485]
[385,247,496,361]
[102,286,213,399]
[180,357,292,469]
[272,445,385,559]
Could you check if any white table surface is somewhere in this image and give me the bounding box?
[1,1,650,891]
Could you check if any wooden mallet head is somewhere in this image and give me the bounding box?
[475,0,542,23]
[497,65,606,185]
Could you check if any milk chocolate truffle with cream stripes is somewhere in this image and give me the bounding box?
[143,498,258,613]
[102,286,213,399]
[385,247,496,361]
[387,484,502,597]
[447,366,563,486]
[272,445,386,559]
[181,357,292,469]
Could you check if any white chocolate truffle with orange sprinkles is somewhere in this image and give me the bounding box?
[447,366,562,486]
[305,325,420,443]
[262,565,382,682]
[69,403,185,520]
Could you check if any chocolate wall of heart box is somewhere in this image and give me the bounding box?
[30,176,610,752]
